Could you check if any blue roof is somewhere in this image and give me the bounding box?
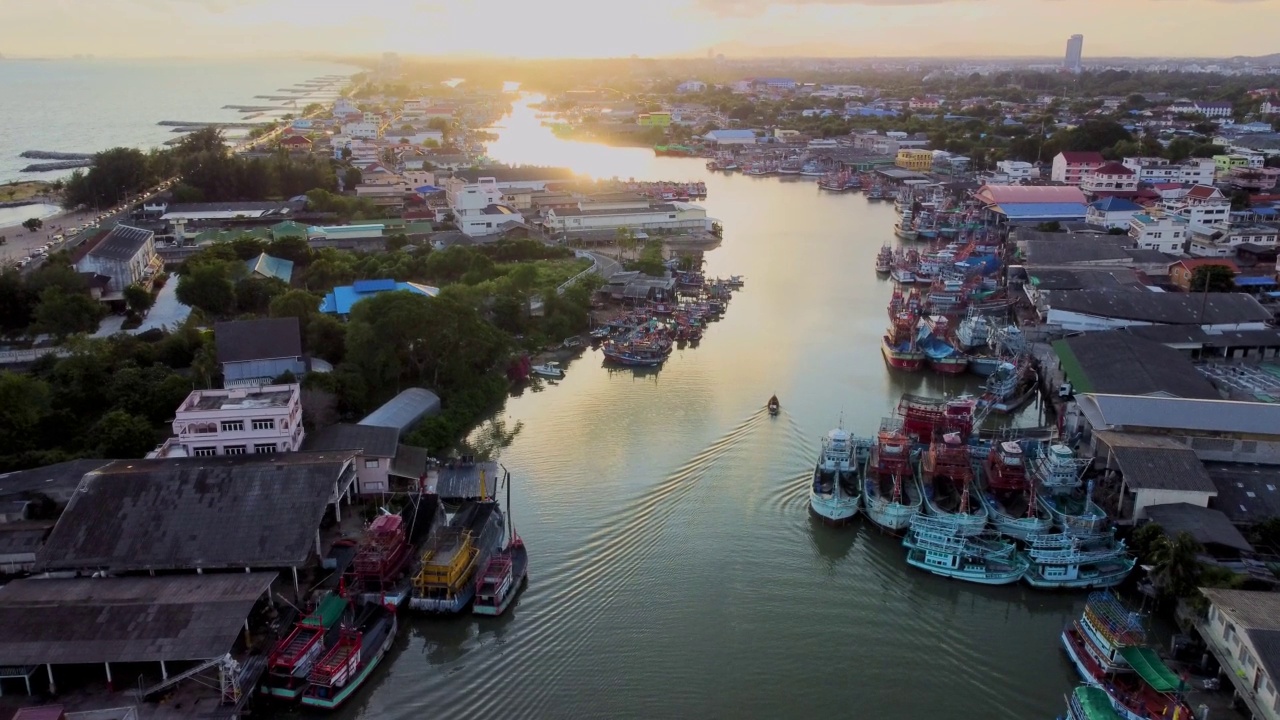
[1089,197,1143,212]
[1234,276,1279,287]
[320,279,441,315]
[245,253,294,283]
[1252,207,1279,216]
[994,202,1087,220]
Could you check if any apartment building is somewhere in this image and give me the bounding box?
[148,384,306,458]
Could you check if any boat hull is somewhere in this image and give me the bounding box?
[1022,561,1134,590]
[809,492,860,525]
[299,613,397,710]
[882,340,925,371]
[863,498,917,533]
[967,356,1003,377]
[926,357,968,375]
[1039,495,1110,536]
[904,548,1027,585]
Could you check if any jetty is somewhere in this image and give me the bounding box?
[21,160,92,172]
[19,150,93,160]
[158,120,266,129]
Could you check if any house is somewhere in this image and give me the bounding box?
[994,160,1035,182]
[1040,288,1271,331]
[214,317,306,386]
[341,111,386,139]
[1197,588,1280,720]
[1128,213,1189,253]
[1194,101,1234,118]
[1164,184,1232,226]
[637,112,672,127]
[1085,197,1143,229]
[543,201,708,235]
[1169,258,1240,291]
[1080,162,1138,197]
[307,223,388,251]
[359,387,442,437]
[244,252,294,283]
[303,423,400,495]
[444,176,522,237]
[703,129,757,146]
[1092,432,1217,521]
[1051,151,1105,184]
[148,383,305,458]
[319,278,440,318]
[895,149,933,172]
[73,224,160,300]
[676,80,707,94]
[1187,223,1280,258]
[279,135,312,152]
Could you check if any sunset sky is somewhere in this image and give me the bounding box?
[1,0,1277,59]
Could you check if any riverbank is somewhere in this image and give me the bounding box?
[0,181,56,205]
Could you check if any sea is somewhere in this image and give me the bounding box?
[338,96,1086,720]
[0,57,356,184]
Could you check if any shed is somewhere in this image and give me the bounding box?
[1144,503,1254,555]
[1094,431,1217,521]
[1052,331,1220,399]
[358,387,441,436]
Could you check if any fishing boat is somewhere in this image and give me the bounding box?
[809,426,863,525]
[889,265,917,284]
[920,432,988,537]
[1061,591,1193,720]
[875,245,893,274]
[953,307,991,352]
[767,395,780,416]
[342,513,414,599]
[261,594,350,701]
[865,186,886,201]
[903,515,1028,585]
[862,422,920,533]
[976,440,1052,541]
[916,317,968,375]
[894,210,919,241]
[601,342,667,368]
[966,353,1005,378]
[800,160,824,176]
[299,604,397,710]
[977,360,1037,414]
[531,362,564,379]
[883,288,925,371]
[1063,685,1124,720]
[1020,531,1134,589]
[474,471,528,617]
[409,498,504,613]
[1032,444,1110,536]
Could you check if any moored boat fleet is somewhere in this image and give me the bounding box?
[590,271,742,369]
[805,392,1134,591]
[258,470,529,710]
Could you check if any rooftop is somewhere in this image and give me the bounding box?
[0,573,276,665]
[36,452,354,572]
[1022,238,1139,266]
[1047,289,1271,325]
[1099,434,1217,493]
[1079,393,1280,437]
[84,225,153,262]
[1059,151,1106,164]
[1144,503,1253,552]
[1198,588,1280,682]
[1053,332,1220,399]
[214,317,303,365]
[359,387,441,434]
[304,423,400,459]
[0,459,111,505]
[1206,463,1280,525]
[183,385,296,412]
[978,185,1088,206]
[319,279,440,315]
[1090,197,1143,212]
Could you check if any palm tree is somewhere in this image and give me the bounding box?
[615,227,636,261]
[1150,531,1203,599]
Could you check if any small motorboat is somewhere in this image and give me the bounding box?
[767,395,780,416]
[531,362,564,379]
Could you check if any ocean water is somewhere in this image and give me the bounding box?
[0,58,356,184]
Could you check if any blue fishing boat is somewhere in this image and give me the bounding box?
[862,421,920,533]
[1032,444,1110,536]
[1020,531,1134,590]
[975,440,1053,541]
[916,318,968,375]
[903,515,1028,585]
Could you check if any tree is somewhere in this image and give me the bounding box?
[307,314,347,364]
[270,289,322,339]
[266,235,313,266]
[230,236,266,260]
[0,372,50,455]
[123,284,154,316]
[235,276,288,315]
[1150,531,1204,599]
[344,167,363,189]
[1190,264,1236,293]
[22,218,43,233]
[32,287,105,338]
[176,263,236,317]
[386,232,410,252]
[92,409,156,458]
[0,270,35,335]
[615,227,636,261]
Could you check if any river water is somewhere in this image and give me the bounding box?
[346,97,1083,720]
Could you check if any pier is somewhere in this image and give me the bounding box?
[18,151,93,160]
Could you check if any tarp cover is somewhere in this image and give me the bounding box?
[301,594,348,628]
[1073,686,1121,720]
[1119,646,1183,693]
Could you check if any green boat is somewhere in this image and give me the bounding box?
[1064,685,1122,720]
[299,604,397,710]
[260,594,348,701]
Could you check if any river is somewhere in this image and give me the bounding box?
[344,96,1083,720]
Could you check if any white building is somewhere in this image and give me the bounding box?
[1187,223,1280,257]
[703,129,757,145]
[149,384,306,459]
[994,160,1035,181]
[1121,156,1215,184]
[1079,162,1138,196]
[342,112,386,140]
[445,176,521,237]
[333,98,360,117]
[1085,197,1144,230]
[1127,213,1189,253]
[544,198,709,235]
[1199,589,1280,720]
[75,224,161,301]
[1162,185,1232,226]
[676,80,707,93]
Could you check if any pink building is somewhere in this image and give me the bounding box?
[1080,161,1138,198]
[149,384,305,458]
[1051,151,1105,184]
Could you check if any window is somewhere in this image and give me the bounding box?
[225,445,246,455]
[254,443,276,454]
[193,447,217,457]
[365,459,381,468]
[252,419,275,431]
[221,420,244,433]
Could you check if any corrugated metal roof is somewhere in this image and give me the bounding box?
[359,387,441,434]
[1081,393,1280,436]
[1144,503,1252,552]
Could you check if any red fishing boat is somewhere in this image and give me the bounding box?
[260,594,349,701]
[344,514,413,595]
[897,393,977,441]
[882,286,925,371]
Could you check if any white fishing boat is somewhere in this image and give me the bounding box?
[953,307,991,352]
[894,209,919,241]
[809,426,862,525]
[903,515,1028,585]
[1033,444,1109,536]
[862,421,920,533]
[531,362,564,379]
[1020,531,1134,590]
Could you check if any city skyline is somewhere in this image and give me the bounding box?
[3,0,1280,60]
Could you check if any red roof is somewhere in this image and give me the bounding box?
[1093,162,1134,176]
[280,135,311,146]
[974,184,1087,205]
[1170,258,1240,273]
[1059,151,1105,164]
[1187,184,1221,200]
